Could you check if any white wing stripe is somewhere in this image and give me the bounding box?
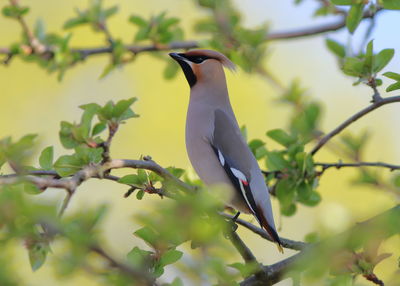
[230,167,246,181]
[230,168,256,214]
[217,150,225,166]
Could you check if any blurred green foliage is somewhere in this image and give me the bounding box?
[1,0,400,285]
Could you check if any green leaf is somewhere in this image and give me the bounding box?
[159,249,183,267]
[136,190,145,200]
[0,134,37,167]
[134,226,158,247]
[383,72,400,81]
[129,15,147,26]
[92,122,107,136]
[166,167,185,178]
[113,97,137,119]
[22,182,42,195]
[118,174,146,185]
[266,129,295,147]
[103,5,118,18]
[28,240,50,271]
[364,40,374,72]
[135,26,151,42]
[59,121,79,149]
[137,169,148,183]
[275,179,295,208]
[281,203,297,216]
[98,101,114,121]
[300,191,321,206]
[248,139,267,160]
[99,64,115,79]
[386,82,400,92]
[346,4,364,34]
[382,0,400,9]
[383,72,400,92]
[326,39,346,58]
[75,146,103,164]
[229,262,259,277]
[160,17,179,30]
[2,5,29,18]
[63,17,89,29]
[297,182,313,201]
[331,0,353,4]
[304,232,320,243]
[265,151,290,171]
[118,108,139,121]
[39,146,54,170]
[127,246,152,268]
[54,154,83,177]
[295,152,314,174]
[342,57,365,77]
[373,49,394,73]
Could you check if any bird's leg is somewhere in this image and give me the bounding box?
[223,211,240,239]
[232,211,240,222]
[231,211,240,232]
[227,211,240,233]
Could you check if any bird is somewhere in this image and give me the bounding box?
[169,49,282,252]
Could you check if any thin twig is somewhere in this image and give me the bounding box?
[228,230,258,265]
[105,159,196,192]
[90,245,157,285]
[240,252,303,286]
[220,213,307,251]
[311,95,400,156]
[268,7,380,41]
[101,123,118,164]
[8,0,45,53]
[240,205,400,286]
[316,161,400,173]
[58,190,74,217]
[0,8,382,60]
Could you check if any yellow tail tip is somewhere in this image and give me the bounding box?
[277,243,284,254]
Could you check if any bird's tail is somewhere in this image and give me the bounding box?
[255,204,284,253]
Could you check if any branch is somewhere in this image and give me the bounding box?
[220,213,307,251]
[40,218,157,285]
[73,41,200,58]
[58,190,73,217]
[8,0,45,53]
[105,158,196,192]
[316,161,400,173]
[0,8,382,61]
[90,245,157,285]
[240,253,302,286]
[240,205,400,285]
[311,95,400,155]
[0,158,195,201]
[268,6,381,41]
[227,230,258,265]
[100,123,118,164]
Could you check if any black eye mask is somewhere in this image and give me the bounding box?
[178,54,211,64]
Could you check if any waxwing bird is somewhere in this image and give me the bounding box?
[169,49,282,252]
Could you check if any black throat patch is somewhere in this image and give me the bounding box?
[177,61,197,88]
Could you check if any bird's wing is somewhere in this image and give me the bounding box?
[210,109,257,213]
[211,109,282,248]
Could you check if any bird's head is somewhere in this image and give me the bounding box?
[169,49,236,88]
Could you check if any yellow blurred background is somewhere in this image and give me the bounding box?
[0,0,399,285]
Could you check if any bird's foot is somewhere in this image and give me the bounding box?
[223,212,240,238]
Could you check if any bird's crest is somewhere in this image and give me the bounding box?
[184,49,236,71]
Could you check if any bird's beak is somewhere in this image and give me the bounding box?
[169,52,197,88]
[169,52,186,63]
